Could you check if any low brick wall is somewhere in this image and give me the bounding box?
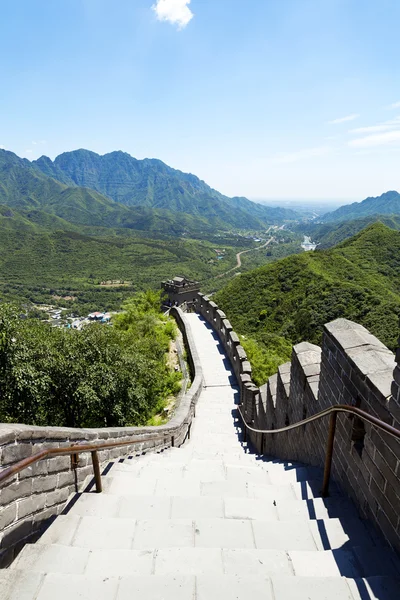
[196,293,257,421]
[195,294,400,553]
[0,308,203,566]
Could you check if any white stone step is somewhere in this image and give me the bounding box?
[2,569,400,600]
[274,497,359,521]
[39,509,378,554]
[271,576,354,600]
[0,570,44,600]
[14,540,396,581]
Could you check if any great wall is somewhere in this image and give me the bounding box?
[0,279,399,599]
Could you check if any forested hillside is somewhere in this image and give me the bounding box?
[33,149,299,227]
[0,224,245,311]
[215,223,400,384]
[1,148,300,233]
[321,191,400,223]
[299,215,400,249]
[0,292,181,428]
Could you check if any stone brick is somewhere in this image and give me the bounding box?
[0,478,32,506]
[384,480,400,518]
[0,504,17,529]
[17,494,47,519]
[362,450,385,492]
[388,394,400,422]
[32,474,58,494]
[1,443,33,465]
[1,518,33,549]
[47,456,71,473]
[18,460,48,479]
[57,471,76,488]
[45,487,70,508]
[373,447,399,490]
[376,507,399,548]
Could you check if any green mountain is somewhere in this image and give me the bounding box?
[321,191,400,223]
[0,148,299,233]
[299,214,400,249]
[215,223,400,361]
[33,149,299,227]
[0,149,215,235]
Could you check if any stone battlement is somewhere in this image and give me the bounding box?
[195,293,400,553]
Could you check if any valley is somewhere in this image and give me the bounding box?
[1,147,400,382]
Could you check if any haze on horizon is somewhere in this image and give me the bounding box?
[1,0,400,203]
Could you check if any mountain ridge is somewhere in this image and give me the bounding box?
[33,148,299,226]
[321,190,400,223]
[0,148,299,233]
[214,223,400,375]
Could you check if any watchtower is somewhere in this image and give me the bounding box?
[161,276,200,307]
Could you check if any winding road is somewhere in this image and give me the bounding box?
[216,235,275,279]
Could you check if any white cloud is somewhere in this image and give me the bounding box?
[0,145,4,149]
[349,116,400,135]
[273,146,331,164]
[328,114,360,125]
[349,129,400,148]
[349,124,393,135]
[152,0,194,29]
[25,149,33,154]
[386,101,400,109]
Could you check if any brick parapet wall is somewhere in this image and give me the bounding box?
[194,293,400,552]
[318,319,399,550]
[261,318,400,552]
[0,307,203,566]
[196,293,255,418]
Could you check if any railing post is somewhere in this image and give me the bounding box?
[242,415,247,443]
[322,411,337,497]
[91,450,102,493]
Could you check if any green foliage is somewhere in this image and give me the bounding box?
[0,223,246,310]
[215,224,400,384]
[0,297,182,428]
[240,333,292,385]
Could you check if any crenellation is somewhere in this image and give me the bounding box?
[192,295,400,552]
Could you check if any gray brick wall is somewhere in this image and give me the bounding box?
[195,295,400,553]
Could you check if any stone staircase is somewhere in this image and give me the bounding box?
[1,314,400,599]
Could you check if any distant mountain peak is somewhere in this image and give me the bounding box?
[33,148,300,227]
[322,190,400,223]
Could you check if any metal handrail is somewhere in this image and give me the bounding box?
[237,403,400,497]
[1,403,399,498]
[0,432,180,493]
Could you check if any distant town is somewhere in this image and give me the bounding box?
[35,305,114,330]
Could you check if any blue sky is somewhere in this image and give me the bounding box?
[1,0,400,201]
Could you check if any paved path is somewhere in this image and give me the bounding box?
[2,314,400,599]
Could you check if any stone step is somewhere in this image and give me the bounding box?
[2,569,399,600]
[11,539,400,584]
[100,473,339,502]
[35,513,385,555]
[107,460,323,487]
